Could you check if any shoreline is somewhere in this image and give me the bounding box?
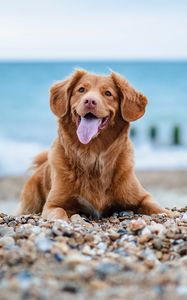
[0,170,186,215]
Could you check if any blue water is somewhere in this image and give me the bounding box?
[0,61,187,174]
[1,61,187,143]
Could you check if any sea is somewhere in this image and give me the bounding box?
[0,61,187,175]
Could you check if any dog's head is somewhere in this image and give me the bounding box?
[50,70,147,144]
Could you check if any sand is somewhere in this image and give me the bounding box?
[0,170,186,215]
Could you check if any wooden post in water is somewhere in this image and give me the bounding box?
[172,126,181,145]
[130,127,137,139]
[149,126,158,143]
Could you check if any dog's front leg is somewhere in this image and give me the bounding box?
[114,172,172,216]
[135,193,172,216]
[42,189,70,221]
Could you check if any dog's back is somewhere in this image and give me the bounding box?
[19,151,51,214]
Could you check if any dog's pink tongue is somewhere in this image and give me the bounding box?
[77,117,102,144]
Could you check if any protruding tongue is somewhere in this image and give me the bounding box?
[77,116,102,144]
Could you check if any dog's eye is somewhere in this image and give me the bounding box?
[105,90,112,97]
[78,87,85,93]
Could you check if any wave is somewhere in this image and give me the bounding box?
[0,138,45,175]
[135,143,187,170]
[0,138,187,175]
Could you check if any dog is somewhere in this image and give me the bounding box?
[20,69,171,221]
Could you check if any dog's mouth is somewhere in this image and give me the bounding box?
[76,112,109,144]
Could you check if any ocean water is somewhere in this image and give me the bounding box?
[0,61,187,175]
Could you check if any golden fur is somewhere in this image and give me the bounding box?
[20,70,171,220]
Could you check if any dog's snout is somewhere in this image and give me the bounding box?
[84,98,97,109]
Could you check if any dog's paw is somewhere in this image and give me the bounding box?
[42,207,70,222]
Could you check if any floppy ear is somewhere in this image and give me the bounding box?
[111,72,147,122]
[50,69,86,118]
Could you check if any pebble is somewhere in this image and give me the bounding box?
[66,254,88,266]
[54,252,64,262]
[109,231,120,241]
[138,234,152,244]
[70,214,85,224]
[141,227,151,236]
[176,285,187,295]
[8,220,17,228]
[0,236,15,247]
[82,245,96,256]
[152,238,163,250]
[182,212,187,223]
[84,234,94,242]
[97,242,107,251]
[27,218,36,225]
[96,263,121,276]
[117,228,128,235]
[35,236,52,252]
[0,225,15,237]
[0,217,4,224]
[129,218,146,232]
[118,211,134,220]
[52,241,69,254]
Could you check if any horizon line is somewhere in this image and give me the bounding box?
[0,58,187,63]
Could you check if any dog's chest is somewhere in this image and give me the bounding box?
[62,144,121,215]
[73,156,114,213]
[75,155,113,190]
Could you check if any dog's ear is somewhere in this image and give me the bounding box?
[50,69,86,118]
[111,72,147,122]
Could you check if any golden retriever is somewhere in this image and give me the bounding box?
[20,70,171,221]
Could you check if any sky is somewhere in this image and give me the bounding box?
[0,0,187,60]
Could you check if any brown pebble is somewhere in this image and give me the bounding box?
[138,235,152,244]
[27,219,36,225]
[129,219,146,232]
[109,232,120,241]
[109,217,120,224]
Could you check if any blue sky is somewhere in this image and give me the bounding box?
[0,0,187,60]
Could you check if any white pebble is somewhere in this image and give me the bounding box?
[35,236,52,251]
[149,222,166,234]
[182,212,187,223]
[141,227,151,236]
[177,285,187,295]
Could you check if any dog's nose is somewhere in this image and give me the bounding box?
[84,98,97,109]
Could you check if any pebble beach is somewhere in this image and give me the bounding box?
[0,207,187,300]
[0,171,187,299]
